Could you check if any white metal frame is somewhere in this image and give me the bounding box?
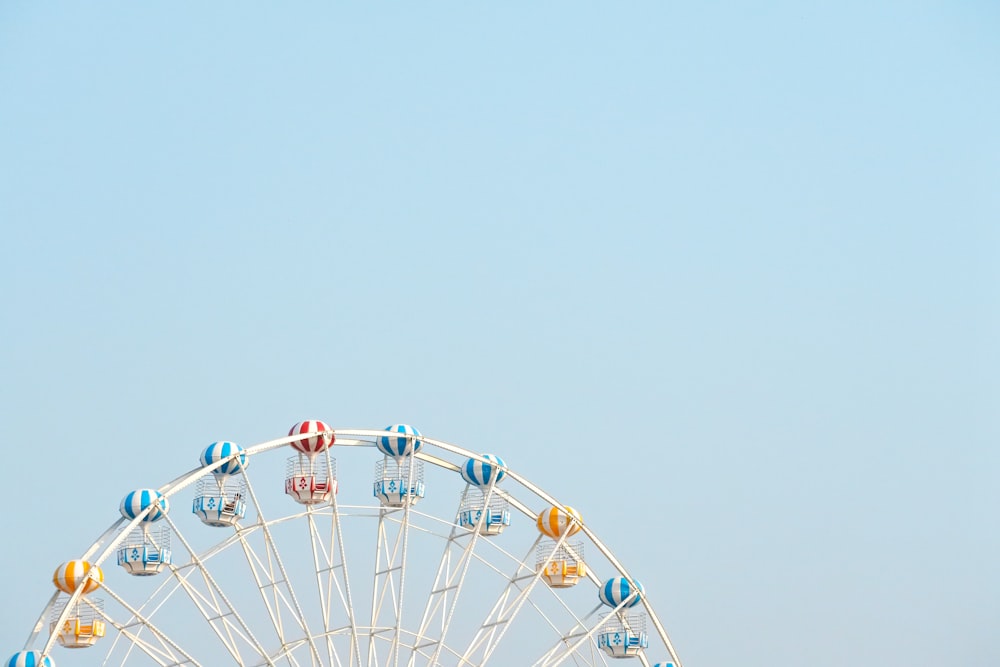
[17,429,684,667]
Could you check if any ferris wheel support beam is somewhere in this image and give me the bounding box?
[428,480,503,666]
[306,451,364,667]
[30,432,326,657]
[98,582,204,666]
[368,453,419,667]
[303,509,344,667]
[405,485,473,663]
[239,471,324,666]
[356,431,672,667]
[162,512,275,665]
[398,432,683,667]
[475,527,582,667]
[392,457,418,667]
[20,428,683,667]
[456,529,581,666]
[333,493,366,667]
[407,478,502,666]
[530,602,605,667]
[538,592,640,667]
[433,526,606,667]
[304,491,363,667]
[145,570,245,665]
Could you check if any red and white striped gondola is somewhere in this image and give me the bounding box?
[285,419,337,504]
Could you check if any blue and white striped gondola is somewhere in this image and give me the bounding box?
[119,489,169,523]
[194,442,248,527]
[376,424,422,459]
[118,489,173,575]
[6,652,53,667]
[460,454,506,487]
[457,490,511,536]
[199,441,248,478]
[597,581,649,659]
[373,457,425,507]
[192,477,247,527]
[596,611,649,658]
[599,577,645,608]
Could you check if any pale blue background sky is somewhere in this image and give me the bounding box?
[1,2,998,666]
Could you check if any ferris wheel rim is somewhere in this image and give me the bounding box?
[18,427,683,667]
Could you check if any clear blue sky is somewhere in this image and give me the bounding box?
[1,2,997,666]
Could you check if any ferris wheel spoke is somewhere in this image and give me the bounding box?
[368,454,421,667]
[160,565,255,665]
[302,508,337,666]
[331,496,365,667]
[161,513,273,665]
[390,462,419,667]
[105,626,182,666]
[536,594,641,667]
[511,543,607,658]
[469,528,586,667]
[305,445,363,667]
[408,481,501,667]
[368,505,409,667]
[404,488,471,665]
[14,429,681,667]
[97,582,203,666]
[240,473,324,666]
[456,534,543,665]
[529,603,603,667]
[302,494,362,667]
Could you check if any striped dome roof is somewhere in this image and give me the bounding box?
[119,489,169,522]
[599,577,644,608]
[536,505,583,539]
[376,424,422,459]
[460,454,507,487]
[288,420,334,455]
[199,441,248,476]
[6,652,54,667]
[52,560,102,595]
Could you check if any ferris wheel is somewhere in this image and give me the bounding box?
[8,423,684,667]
